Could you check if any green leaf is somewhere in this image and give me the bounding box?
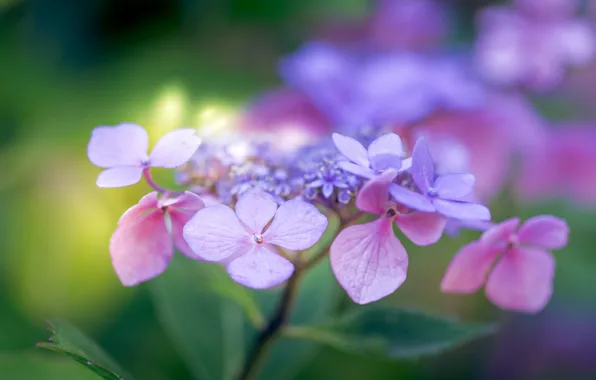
[285,306,497,359]
[36,320,133,380]
[250,260,340,380]
[0,353,99,380]
[150,256,248,380]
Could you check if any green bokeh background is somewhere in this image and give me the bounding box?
[1,1,596,379]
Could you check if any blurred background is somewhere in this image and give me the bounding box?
[1,0,596,379]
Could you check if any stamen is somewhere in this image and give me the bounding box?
[253,233,263,244]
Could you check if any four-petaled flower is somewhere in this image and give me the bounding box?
[88,123,201,188]
[441,216,569,313]
[110,191,205,286]
[332,133,411,179]
[330,169,446,304]
[389,137,491,220]
[183,189,328,289]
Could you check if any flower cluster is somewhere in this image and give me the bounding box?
[88,121,569,313]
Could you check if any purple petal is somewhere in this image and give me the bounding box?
[149,129,201,168]
[441,241,500,293]
[518,215,569,250]
[367,133,403,172]
[388,183,435,212]
[481,218,520,246]
[332,133,370,168]
[88,123,148,168]
[110,210,172,286]
[356,169,397,214]
[395,212,446,246]
[433,199,491,221]
[486,247,555,313]
[330,218,408,304]
[235,189,278,233]
[227,246,294,289]
[410,137,435,193]
[322,183,334,198]
[183,205,251,261]
[263,198,328,250]
[434,173,475,200]
[338,161,375,179]
[96,167,144,188]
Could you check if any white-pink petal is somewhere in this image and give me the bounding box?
[481,218,520,246]
[330,218,408,305]
[263,198,327,250]
[396,212,446,246]
[110,211,173,286]
[96,167,144,188]
[485,247,555,313]
[355,169,397,215]
[332,133,370,168]
[227,246,294,289]
[183,205,251,261]
[235,190,278,233]
[88,123,149,168]
[518,215,569,250]
[118,192,159,226]
[149,129,201,168]
[440,241,500,293]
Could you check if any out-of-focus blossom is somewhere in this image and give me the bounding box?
[88,123,201,188]
[332,132,410,179]
[110,192,205,286]
[330,170,445,304]
[475,3,595,91]
[514,0,579,21]
[441,216,569,313]
[183,190,327,289]
[516,125,596,205]
[388,138,491,221]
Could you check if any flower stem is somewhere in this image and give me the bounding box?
[236,268,303,380]
[142,168,184,195]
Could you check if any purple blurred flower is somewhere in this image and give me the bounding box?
[88,123,201,188]
[442,216,569,313]
[332,132,410,179]
[183,190,328,289]
[389,138,491,221]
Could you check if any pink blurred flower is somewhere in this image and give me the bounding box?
[330,170,445,304]
[183,190,327,289]
[110,191,205,286]
[88,123,201,188]
[441,216,569,313]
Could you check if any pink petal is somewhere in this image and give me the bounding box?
[338,161,375,179]
[330,218,408,304]
[87,123,148,168]
[227,246,294,289]
[149,129,201,168]
[440,241,501,293]
[396,212,446,246]
[110,210,172,286]
[388,184,435,212]
[433,199,491,221]
[183,205,251,261]
[410,137,435,193]
[332,133,370,168]
[518,215,569,250]
[367,133,403,172]
[96,167,144,188]
[481,218,520,246]
[434,173,475,200]
[168,192,206,259]
[355,169,397,214]
[485,247,555,313]
[235,190,278,233]
[118,192,159,226]
[262,198,328,250]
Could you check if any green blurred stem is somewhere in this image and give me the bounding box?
[282,326,349,349]
[236,268,303,380]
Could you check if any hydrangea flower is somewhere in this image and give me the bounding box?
[183,190,328,289]
[441,216,569,313]
[88,123,201,187]
[389,137,491,220]
[330,169,445,304]
[332,132,411,179]
[110,191,205,286]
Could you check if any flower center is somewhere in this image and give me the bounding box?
[506,234,520,250]
[385,208,397,218]
[427,188,438,197]
[252,233,264,244]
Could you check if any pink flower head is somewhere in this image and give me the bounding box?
[332,132,412,179]
[88,123,201,188]
[110,191,205,286]
[330,169,446,304]
[441,216,569,313]
[388,137,491,221]
[183,190,328,289]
